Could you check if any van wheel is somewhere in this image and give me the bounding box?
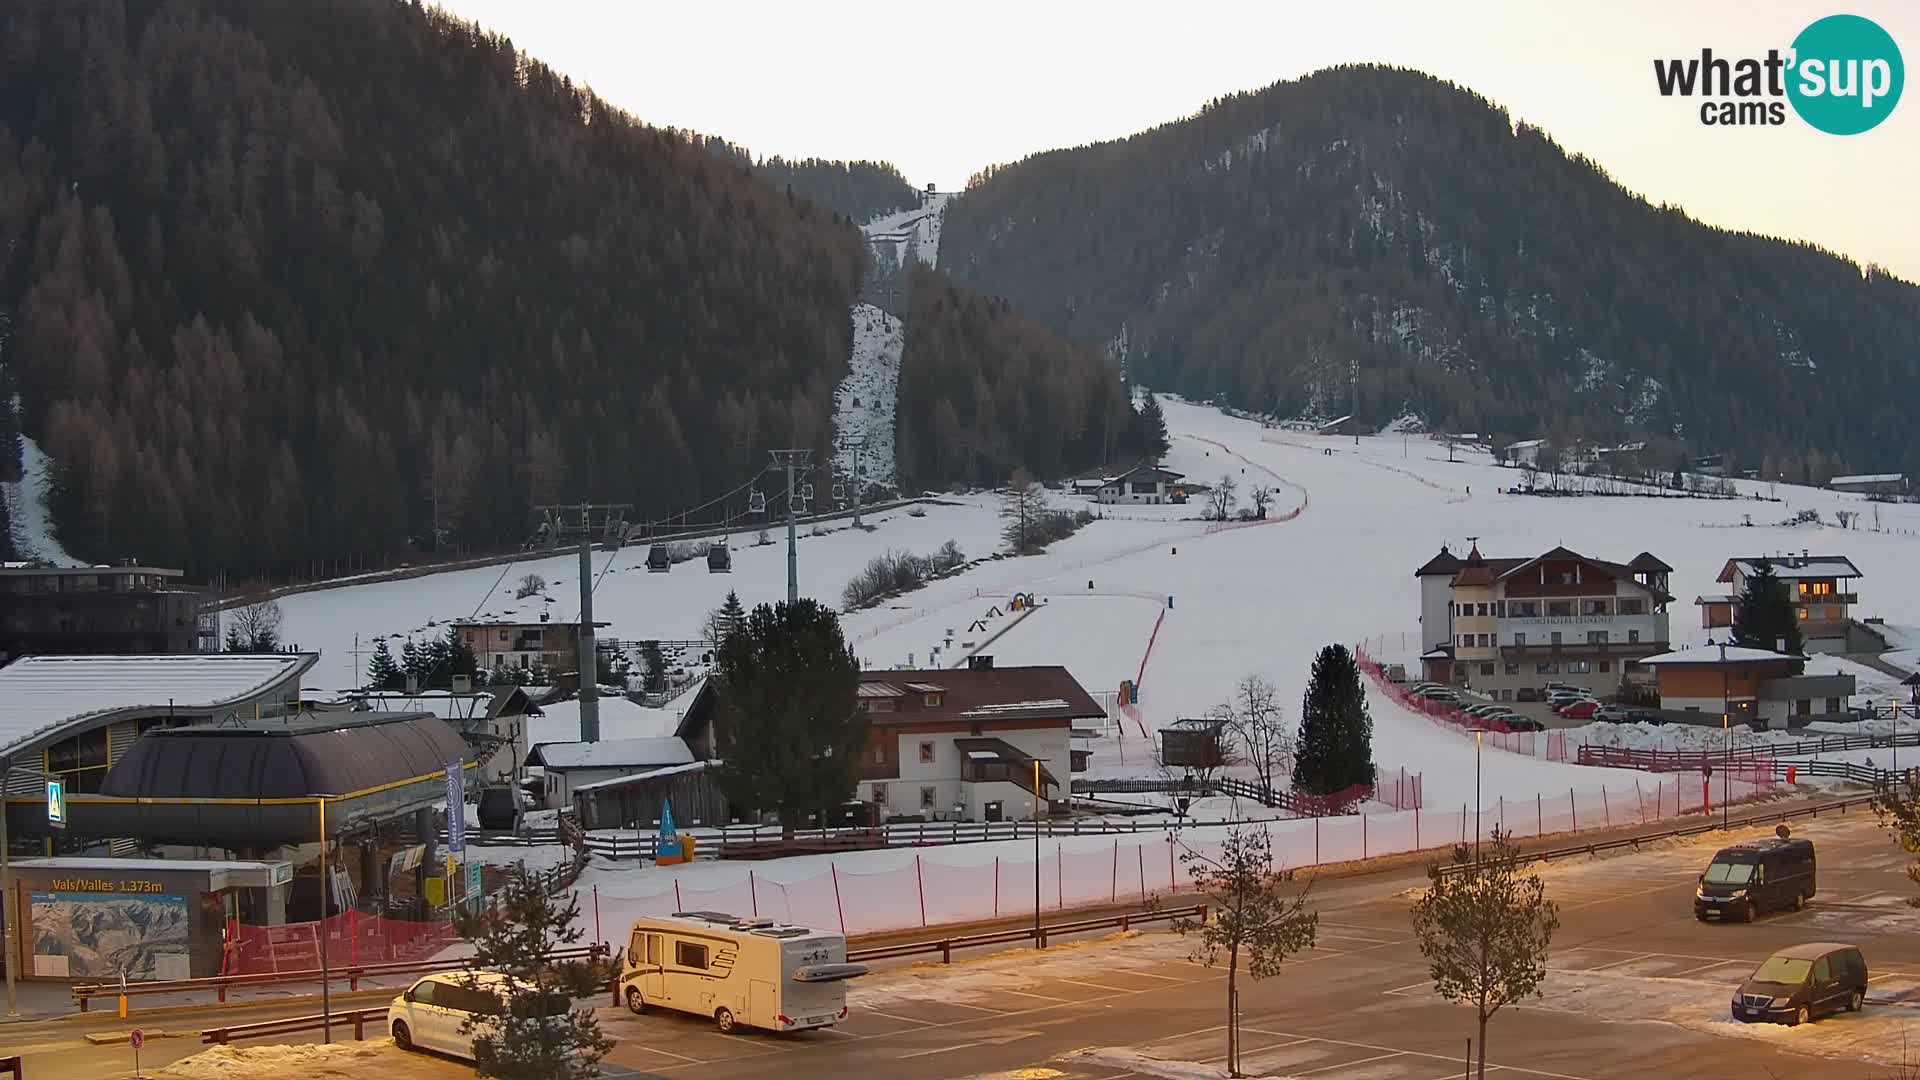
[1793,891,1807,912]
[1742,901,1756,923]
[1791,1006,1809,1026]
[392,1021,414,1051]
[1848,990,1864,1012]
[624,987,646,1015]
[714,1007,738,1034]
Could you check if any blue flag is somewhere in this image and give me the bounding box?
[656,798,680,859]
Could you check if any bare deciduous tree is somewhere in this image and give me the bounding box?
[1207,473,1238,520]
[1410,828,1560,1080]
[224,598,283,652]
[1248,485,1273,519]
[1001,469,1049,554]
[513,572,547,599]
[1216,674,1294,796]
[1172,825,1318,1077]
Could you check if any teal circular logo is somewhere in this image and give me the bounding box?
[1787,14,1904,135]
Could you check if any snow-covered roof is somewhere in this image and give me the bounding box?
[1639,646,1805,666]
[527,736,694,771]
[0,653,316,760]
[1500,439,1546,451]
[1693,594,1736,605]
[1721,556,1863,582]
[1829,473,1904,486]
[571,759,710,793]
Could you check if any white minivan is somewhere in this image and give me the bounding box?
[620,911,867,1033]
[388,971,569,1059]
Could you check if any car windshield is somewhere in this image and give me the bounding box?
[1703,861,1755,884]
[1751,955,1812,984]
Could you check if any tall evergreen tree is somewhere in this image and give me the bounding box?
[400,637,427,686]
[1132,392,1171,460]
[711,599,867,838]
[444,624,479,687]
[366,638,402,690]
[1731,558,1805,663]
[1294,643,1375,795]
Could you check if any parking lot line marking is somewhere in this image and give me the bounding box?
[1290,1050,1408,1075]
[1584,952,1659,971]
[859,1008,937,1025]
[1003,988,1074,1003]
[1049,977,1137,993]
[1382,980,1432,996]
[624,1043,706,1064]
[935,1000,1010,1013]
[1667,959,1747,979]
[1112,968,1191,981]
[1237,1028,1599,1080]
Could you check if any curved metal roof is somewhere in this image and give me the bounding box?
[102,712,469,801]
[0,653,315,760]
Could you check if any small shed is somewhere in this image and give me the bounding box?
[571,762,730,832]
[1159,717,1229,768]
[526,736,696,807]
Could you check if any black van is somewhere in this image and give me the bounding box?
[1732,943,1868,1025]
[1694,837,1815,921]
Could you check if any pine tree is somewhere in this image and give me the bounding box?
[1731,557,1804,662]
[366,638,402,690]
[711,599,867,838]
[705,590,747,646]
[444,624,478,687]
[1294,643,1375,795]
[425,630,453,687]
[400,637,427,686]
[1132,392,1171,460]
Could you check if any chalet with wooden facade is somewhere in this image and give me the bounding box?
[1415,544,1672,700]
[1640,646,1855,730]
[453,618,608,675]
[1695,554,1866,653]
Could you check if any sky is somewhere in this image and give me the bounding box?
[434,0,1920,282]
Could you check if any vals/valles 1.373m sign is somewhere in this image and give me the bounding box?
[1653,14,1904,133]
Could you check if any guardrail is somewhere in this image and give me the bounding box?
[203,1007,390,1046]
[843,904,1210,964]
[73,944,609,1014]
[1436,794,1880,877]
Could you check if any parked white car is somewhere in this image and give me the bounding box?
[388,971,570,1060]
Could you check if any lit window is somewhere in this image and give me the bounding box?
[1798,609,1808,620]
[918,741,935,764]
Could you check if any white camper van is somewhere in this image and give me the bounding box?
[619,911,868,1033]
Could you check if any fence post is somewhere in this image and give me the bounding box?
[674,879,683,911]
[1315,815,1321,865]
[1056,843,1064,910]
[1138,845,1146,901]
[1537,792,1543,837]
[1602,786,1611,827]
[1111,840,1119,902]
[993,857,1000,917]
[1363,813,1368,859]
[1414,804,1420,849]
[1169,839,1177,892]
[1570,789,1577,831]
[916,855,927,927]
[748,871,757,917]
[831,863,846,933]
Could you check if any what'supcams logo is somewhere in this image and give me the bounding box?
[1653,14,1903,134]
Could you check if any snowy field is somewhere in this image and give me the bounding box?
[280,396,1920,812]
[829,303,904,492]
[2,434,79,565]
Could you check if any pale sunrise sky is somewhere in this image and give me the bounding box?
[435,0,1920,282]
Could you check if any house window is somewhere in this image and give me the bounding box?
[1459,634,1471,648]
[1458,603,1470,617]
[1495,602,1507,617]
[918,741,936,764]
[1547,600,1573,617]
[1581,599,1610,616]
[1628,629,1641,643]
[924,693,943,707]
[1550,632,1563,646]
[1480,663,1494,676]
[498,629,509,642]
[873,746,885,765]
[1514,632,1527,646]
[920,786,938,809]
[1599,660,1612,673]
[872,783,888,805]
[1504,663,1520,676]
[1797,608,1808,620]
[1536,662,1559,674]
[1617,598,1647,615]
[1477,634,1490,648]
[1477,603,1490,616]
[1500,689,1514,701]
[1130,480,1157,494]
[1509,601,1539,617]
[1588,630,1608,645]
[1566,660,1591,674]
[1825,697,1841,715]
[675,941,709,970]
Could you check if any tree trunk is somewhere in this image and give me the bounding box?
[779,807,797,841]
[1226,948,1240,1077]
[1476,1011,1488,1080]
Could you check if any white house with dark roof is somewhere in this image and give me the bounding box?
[525,736,695,807]
[1096,465,1186,505]
[1698,554,1867,653]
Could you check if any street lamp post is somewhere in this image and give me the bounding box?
[1716,639,1729,829]
[313,794,338,1042]
[1033,759,1043,946]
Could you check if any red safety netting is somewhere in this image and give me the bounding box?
[224,911,459,976]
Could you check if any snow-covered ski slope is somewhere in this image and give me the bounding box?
[830,304,903,492]
[862,191,951,270]
[2,434,80,565]
[279,396,1920,806]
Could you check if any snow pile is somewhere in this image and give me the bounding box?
[524,695,682,747]
[1,434,80,565]
[157,1041,398,1079]
[831,303,903,493]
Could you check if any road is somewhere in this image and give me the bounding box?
[12,811,1917,1079]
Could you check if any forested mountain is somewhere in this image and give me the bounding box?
[703,140,918,224]
[895,265,1136,493]
[0,0,867,578]
[941,65,1920,481]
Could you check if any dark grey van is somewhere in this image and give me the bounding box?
[1695,837,1815,921]
[1732,943,1867,1025]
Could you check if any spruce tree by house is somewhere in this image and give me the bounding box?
[711,599,867,838]
[366,639,403,690]
[1731,557,1805,663]
[400,637,427,686]
[1293,644,1376,795]
[1131,392,1171,460]
[705,590,747,646]
[444,625,479,687]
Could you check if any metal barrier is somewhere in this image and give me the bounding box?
[73,944,608,1014]
[844,904,1209,964]
[203,1007,391,1046]
[0,1054,20,1079]
[1436,794,1878,876]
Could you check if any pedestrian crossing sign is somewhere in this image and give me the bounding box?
[46,779,65,829]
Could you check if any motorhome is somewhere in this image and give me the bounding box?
[618,912,868,1033]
